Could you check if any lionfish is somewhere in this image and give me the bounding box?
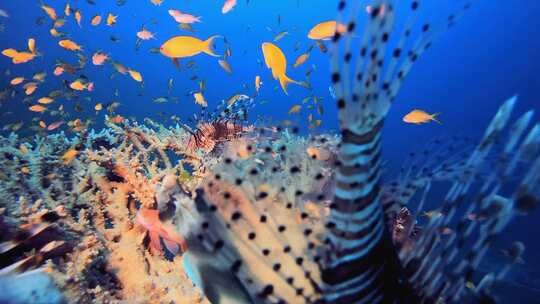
[184,95,255,153]
[179,1,540,303]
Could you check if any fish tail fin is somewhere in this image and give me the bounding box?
[279,74,299,95]
[202,35,220,57]
[172,58,181,70]
[431,112,442,124]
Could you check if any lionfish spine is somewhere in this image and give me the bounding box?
[322,121,394,303]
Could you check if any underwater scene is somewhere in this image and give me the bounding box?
[0,0,539,303]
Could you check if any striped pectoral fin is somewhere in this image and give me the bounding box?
[192,177,325,303]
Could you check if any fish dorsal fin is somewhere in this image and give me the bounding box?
[331,0,474,133]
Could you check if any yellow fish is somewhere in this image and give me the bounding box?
[403,109,442,125]
[255,75,262,92]
[288,104,302,114]
[128,69,143,82]
[193,92,207,107]
[308,20,347,40]
[107,13,117,26]
[94,103,103,111]
[160,35,220,61]
[261,42,300,95]
[59,39,82,51]
[28,38,36,53]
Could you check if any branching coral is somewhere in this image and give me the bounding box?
[0,117,215,303]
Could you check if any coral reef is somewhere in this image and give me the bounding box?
[0,117,223,303]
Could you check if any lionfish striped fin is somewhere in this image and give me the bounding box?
[323,1,474,302]
[381,136,475,218]
[397,97,540,302]
[187,134,339,303]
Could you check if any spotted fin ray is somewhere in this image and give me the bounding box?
[187,134,339,302]
[322,1,475,302]
[396,98,540,302]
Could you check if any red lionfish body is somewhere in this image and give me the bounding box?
[180,1,540,304]
[185,95,255,153]
[186,121,254,153]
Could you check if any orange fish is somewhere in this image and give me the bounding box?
[70,80,92,91]
[23,82,38,95]
[293,53,309,68]
[218,59,233,74]
[29,105,47,112]
[61,148,78,164]
[59,39,82,51]
[92,52,109,65]
[307,20,347,40]
[91,15,101,26]
[37,97,54,104]
[106,13,117,26]
[403,110,442,125]
[10,77,24,85]
[2,39,38,64]
[136,208,188,254]
[47,120,65,131]
[137,28,155,40]
[53,66,65,76]
[41,5,57,20]
[222,0,237,14]
[110,115,124,124]
[112,61,128,74]
[168,10,201,24]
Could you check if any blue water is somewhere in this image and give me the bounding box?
[1,0,540,294]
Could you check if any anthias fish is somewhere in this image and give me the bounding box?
[181,1,540,303]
